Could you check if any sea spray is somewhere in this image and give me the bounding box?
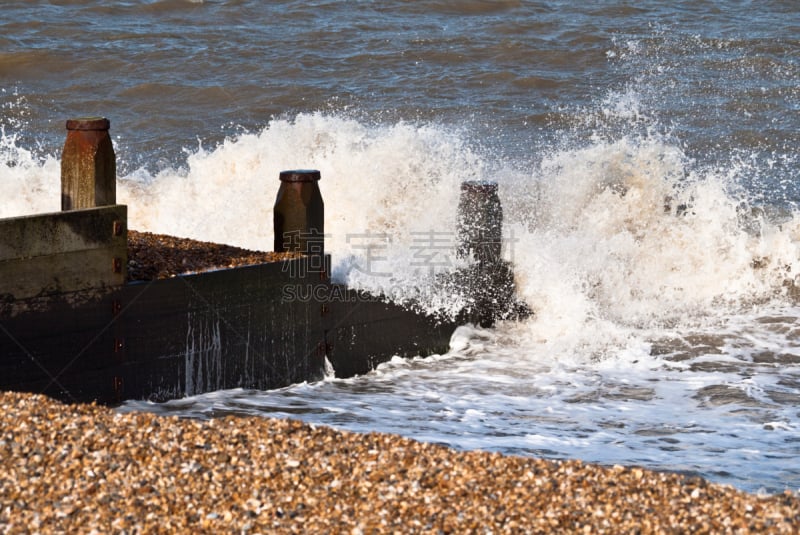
[114,114,487,315]
[502,137,800,360]
[0,112,486,317]
[4,110,800,325]
[0,125,60,218]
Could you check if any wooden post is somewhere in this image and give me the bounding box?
[273,169,324,255]
[61,117,116,211]
[455,180,530,327]
[457,180,502,265]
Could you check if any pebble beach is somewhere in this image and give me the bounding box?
[1,391,798,534]
[4,3,800,530]
[126,230,297,281]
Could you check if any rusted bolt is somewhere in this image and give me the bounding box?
[112,300,122,315]
[112,257,123,273]
[112,220,124,236]
[114,338,124,353]
[113,376,124,398]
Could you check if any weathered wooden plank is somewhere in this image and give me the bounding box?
[112,260,326,400]
[0,246,126,300]
[0,205,127,300]
[0,328,118,385]
[172,259,328,395]
[117,356,185,403]
[0,257,331,403]
[0,205,126,260]
[0,289,120,386]
[0,254,466,403]
[326,286,459,378]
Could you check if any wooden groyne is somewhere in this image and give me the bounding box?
[0,117,525,404]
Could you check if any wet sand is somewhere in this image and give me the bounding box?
[1,392,797,533]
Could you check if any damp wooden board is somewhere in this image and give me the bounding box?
[0,205,127,299]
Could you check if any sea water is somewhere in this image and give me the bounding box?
[1,0,798,493]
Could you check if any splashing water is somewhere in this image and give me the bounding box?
[4,78,800,492]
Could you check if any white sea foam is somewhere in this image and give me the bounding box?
[5,111,798,320]
[0,125,60,218]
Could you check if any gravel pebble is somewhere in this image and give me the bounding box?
[127,230,297,281]
[1,391,798,533]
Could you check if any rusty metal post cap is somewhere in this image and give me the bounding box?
[66,117,110,131]
[461,180,498,193]
[279,169,321,183]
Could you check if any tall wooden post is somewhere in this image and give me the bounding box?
[273,169,324,256]
[457,180,503,265]
[456,180,529,326]
[61,117,116,211]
